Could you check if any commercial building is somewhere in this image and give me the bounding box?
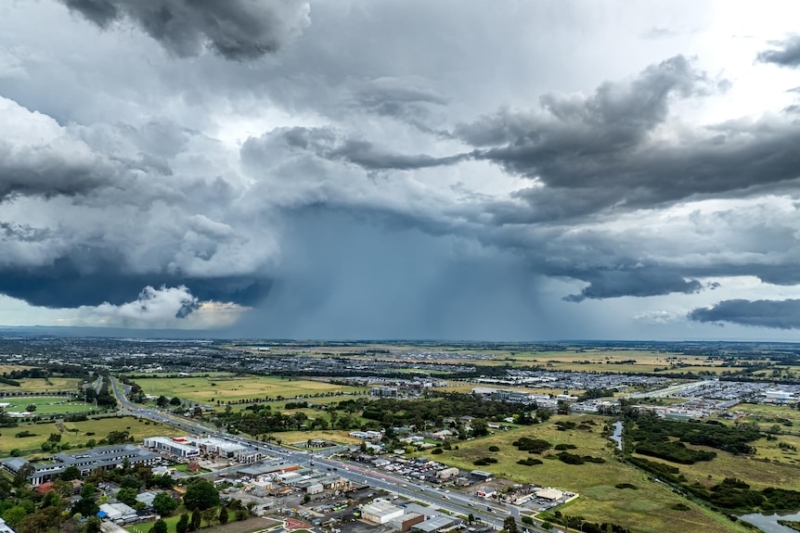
[535,488,564,501]
[469,470,493,482]
[143,436,200,458]
[362,500,404,524]
[187,437,262,463]
[413,517,456,533]
[765,390,796,404]
[1,445,159,486]
[436,467,459,481]
[371,386,399,397]
[391,513,425,532]
[99,502,138,524]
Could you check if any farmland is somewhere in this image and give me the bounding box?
[425,416,750,533]
[131,374,366,404]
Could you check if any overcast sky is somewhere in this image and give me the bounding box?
[2,0,800,340]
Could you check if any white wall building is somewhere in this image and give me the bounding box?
[363,500,404,524]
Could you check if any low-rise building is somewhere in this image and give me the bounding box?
[1,445,159,486]
[143,436,200,458]
[362,500,404,524]
[391,513,425,532]
[437,467,459,481]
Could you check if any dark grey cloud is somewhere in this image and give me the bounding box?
[563,270,702,302]
[0,254,272,309]
[758,35,800,68]
[455,56,800,221]
[0,142,112,201]
[689,299,800,329]
[59,0,309,60]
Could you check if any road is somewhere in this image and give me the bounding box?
[109,376,548,532]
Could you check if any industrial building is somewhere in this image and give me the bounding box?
[413,516,456,533]
[362,499,404,524]
[436,467,459,481]
[391,512,425,532]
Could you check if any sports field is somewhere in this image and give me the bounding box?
[425,415,749,533]
[1,396,99,416]
[132,375,365,404]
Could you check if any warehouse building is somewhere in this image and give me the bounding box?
[362,500,404,524]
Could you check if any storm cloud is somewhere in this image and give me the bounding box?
[59,0,310,60]
[459,56,800,220]
[689,299,800,330]
[3,1,800,338]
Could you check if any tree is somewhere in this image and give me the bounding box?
[48,433,61,443]
[156,395,170,408]
[150,519,168,533]
[13,462,34,487]
[219,507,229,525]
[201,507,217,528]
[471,418,490,437]
[2,506,27,529]
[73,483,100,517]
[85,517,103,533]
[190,509,202,532]
[503,516,518,533]
[467,513,475,524]
[26,405,37,413]
[183,481,220,511]
[116,487,138,507]
[176,513,190,533]
[61,465,81,482]
[536,408,553,422]
[153,492,178,517]
[170,396,182,406]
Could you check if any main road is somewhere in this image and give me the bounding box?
[110,376,547,532]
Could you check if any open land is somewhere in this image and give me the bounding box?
[422,415,750,533]
[0,415,183,458]
[132,375,366,404]
[0,376,82,393]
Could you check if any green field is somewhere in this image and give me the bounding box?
[0,416,183,458]
[126,515,275,533]
[632,435,800,492]
[425,416,749,533]
[132,375,365,404]
[1,396,99,416]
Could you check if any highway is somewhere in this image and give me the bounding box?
[109,377,547,532]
